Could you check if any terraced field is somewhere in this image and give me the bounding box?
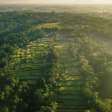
[12,37,88,111]
[12,38,54,81]
[54,38,88,112]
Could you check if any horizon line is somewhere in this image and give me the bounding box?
[1,2,112,5]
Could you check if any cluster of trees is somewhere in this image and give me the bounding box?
[0,12,60,112]
[0,44,59,112]
[69,37,112,112]
[0,70,55,112]
[0,11,63,68]
[43,44,62,87]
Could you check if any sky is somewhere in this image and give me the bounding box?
[0,0,112,4]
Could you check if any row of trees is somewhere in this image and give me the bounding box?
[69,37,112,112]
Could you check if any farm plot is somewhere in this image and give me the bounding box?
[54,38,88,112]
[12,38,54,81]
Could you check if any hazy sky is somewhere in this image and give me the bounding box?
[0,0,112,4]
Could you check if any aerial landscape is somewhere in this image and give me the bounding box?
[0,0,112,112]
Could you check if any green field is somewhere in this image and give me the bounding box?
[12,38,54,81]
[54,38,87,112]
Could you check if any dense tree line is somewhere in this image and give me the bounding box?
[69,37,112,112]
[0,44,59,112]
[0,12,64,112]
